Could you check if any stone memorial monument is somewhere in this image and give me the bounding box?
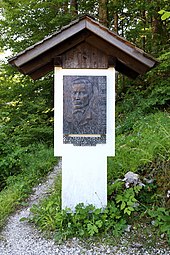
[54,67,115,209]
[8,15,158,210]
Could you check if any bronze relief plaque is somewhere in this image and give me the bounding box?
[63,75,107,145]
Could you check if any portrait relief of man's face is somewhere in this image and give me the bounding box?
[63,75,106,137]
[71,79,92,111]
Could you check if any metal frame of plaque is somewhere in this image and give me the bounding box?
[63,75,107,146]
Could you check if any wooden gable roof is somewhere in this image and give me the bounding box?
[8,15,158,80]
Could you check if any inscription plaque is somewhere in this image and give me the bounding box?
[63,76,107,146]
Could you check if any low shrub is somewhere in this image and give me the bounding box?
[0,136,27,190]
[147,207,170,245]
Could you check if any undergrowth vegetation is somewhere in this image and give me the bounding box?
[108,111,170,179]
[29,111,170,244]
[0,144,58,228]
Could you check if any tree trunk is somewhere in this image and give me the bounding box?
[70,0,78,15]
[114,13,118,33]
[62,1,68,14]
[149,0,162,40]
[99,0,108,27]
[142,10,146,50]
[152,13,161,36]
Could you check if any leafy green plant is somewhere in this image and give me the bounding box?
[137,182,158,206]
[0,140,25,190]
[55,202,127,241]
[147,207,170,244]
[30,198,127,242]
[30,197,61,231]
[116,186,142,216]
[158,10,170,20]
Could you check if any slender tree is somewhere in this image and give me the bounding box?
[99,0,108,26]
[70,0,78,15]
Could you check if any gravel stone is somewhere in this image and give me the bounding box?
[0,160,170,255]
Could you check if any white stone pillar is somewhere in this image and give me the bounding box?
[62,146,107,210]
[54,68,115,210]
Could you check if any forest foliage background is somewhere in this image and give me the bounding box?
[0,0,170,243]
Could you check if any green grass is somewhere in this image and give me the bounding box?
[0,143,58,229]
[108,111,170,180]
[0,186,22,227]
[30,174,62,232]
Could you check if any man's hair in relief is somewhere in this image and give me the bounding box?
[72,77,94,95]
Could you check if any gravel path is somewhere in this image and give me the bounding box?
[0,160,169,255]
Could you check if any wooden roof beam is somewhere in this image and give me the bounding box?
[10,19,87,67]
[28,62,54,80]
[85,35,149,75]
[85,18,156,69]
[19,30,90,74]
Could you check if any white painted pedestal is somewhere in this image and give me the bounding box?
[54,68,115,210]
[62,146,107,210]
